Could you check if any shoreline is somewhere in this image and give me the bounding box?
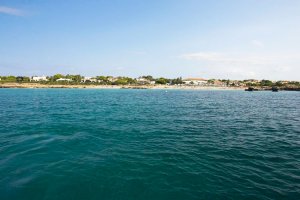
[1,83,299,91]
[0,83,246,90]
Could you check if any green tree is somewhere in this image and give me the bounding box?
[65,74,82,82]
[51,74,64,81]
[126,77,137,84]
[142,75,154,81]
[16,76,30,82]
[208,79,215,84]
[275,81,284,87]
[112,77,137,85]
[260,80,273,86]
[5,76,16,82]
[96,76,107,81]
[155,77,169,84]
[170,77,183,85]
[226,79,230,86]
[16,76,23,82]
[113,78,127,85]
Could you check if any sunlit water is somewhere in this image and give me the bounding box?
[0,89,299,199]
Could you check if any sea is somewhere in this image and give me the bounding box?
[0,89,299,200]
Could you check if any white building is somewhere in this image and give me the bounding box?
[183,78,207,85]
[107,77,119,82]
[31,76,48,81]
[136,78,155,85]
[56,78,72,82]
[81,77,98,83]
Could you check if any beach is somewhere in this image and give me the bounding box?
[0,83,245,90]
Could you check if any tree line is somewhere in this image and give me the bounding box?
[0,74,184,85]
[0,75,299,87]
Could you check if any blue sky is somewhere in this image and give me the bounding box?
[0,0,299,80]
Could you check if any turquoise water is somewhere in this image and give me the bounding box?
[0,89,299,200]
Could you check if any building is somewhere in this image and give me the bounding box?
[107,77,119,82]
[136,77,155,85]
[56,78,72,82]
[183,78,208,85]
[228,80,243,87]
[244,79,260,84]
[278,80,290,84]
[31,76,48,81]
[208,79,227,87]
[81,77,98,83]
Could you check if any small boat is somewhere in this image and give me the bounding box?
[245,87,255,91]
[272,87,279,92]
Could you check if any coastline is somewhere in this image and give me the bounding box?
[0,83,245,90]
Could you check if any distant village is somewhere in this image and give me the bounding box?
[0,74,299,89]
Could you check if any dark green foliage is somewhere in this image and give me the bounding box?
[112,77,137,85]
[65,74,82,82]
[141,75,154,81]
[0,74,299,89]
[260,80,273,86]
[155,77,169,84]
[0,76,17,82]
[226,79,230,86]
[275,81,284,87]
[16,76,30,82]
[207,79,215,84]
[170,77,183,85]
[49,74,64,82]
[289,81,300,86]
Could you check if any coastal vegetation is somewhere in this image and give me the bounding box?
[0,74,299,90]
[0,74,181,85]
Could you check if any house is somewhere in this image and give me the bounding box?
[81,77,98,83]
[244,79,260,84]
[136,77,155,85]
[278,80,290,84]
[31,76,48,81]
[107,77,119,82]
[56,78,72,82]
[228,80,243,86]
[183,78,208,85]
[208,79,227,87]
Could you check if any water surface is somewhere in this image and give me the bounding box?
[0,89,299,199]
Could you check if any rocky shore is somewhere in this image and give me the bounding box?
[244,86,300,91]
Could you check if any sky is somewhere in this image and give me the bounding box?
[0,0,300,80]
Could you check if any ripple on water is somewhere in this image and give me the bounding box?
[0,89,299,200]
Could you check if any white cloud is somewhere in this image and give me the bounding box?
[0,6,25,16]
